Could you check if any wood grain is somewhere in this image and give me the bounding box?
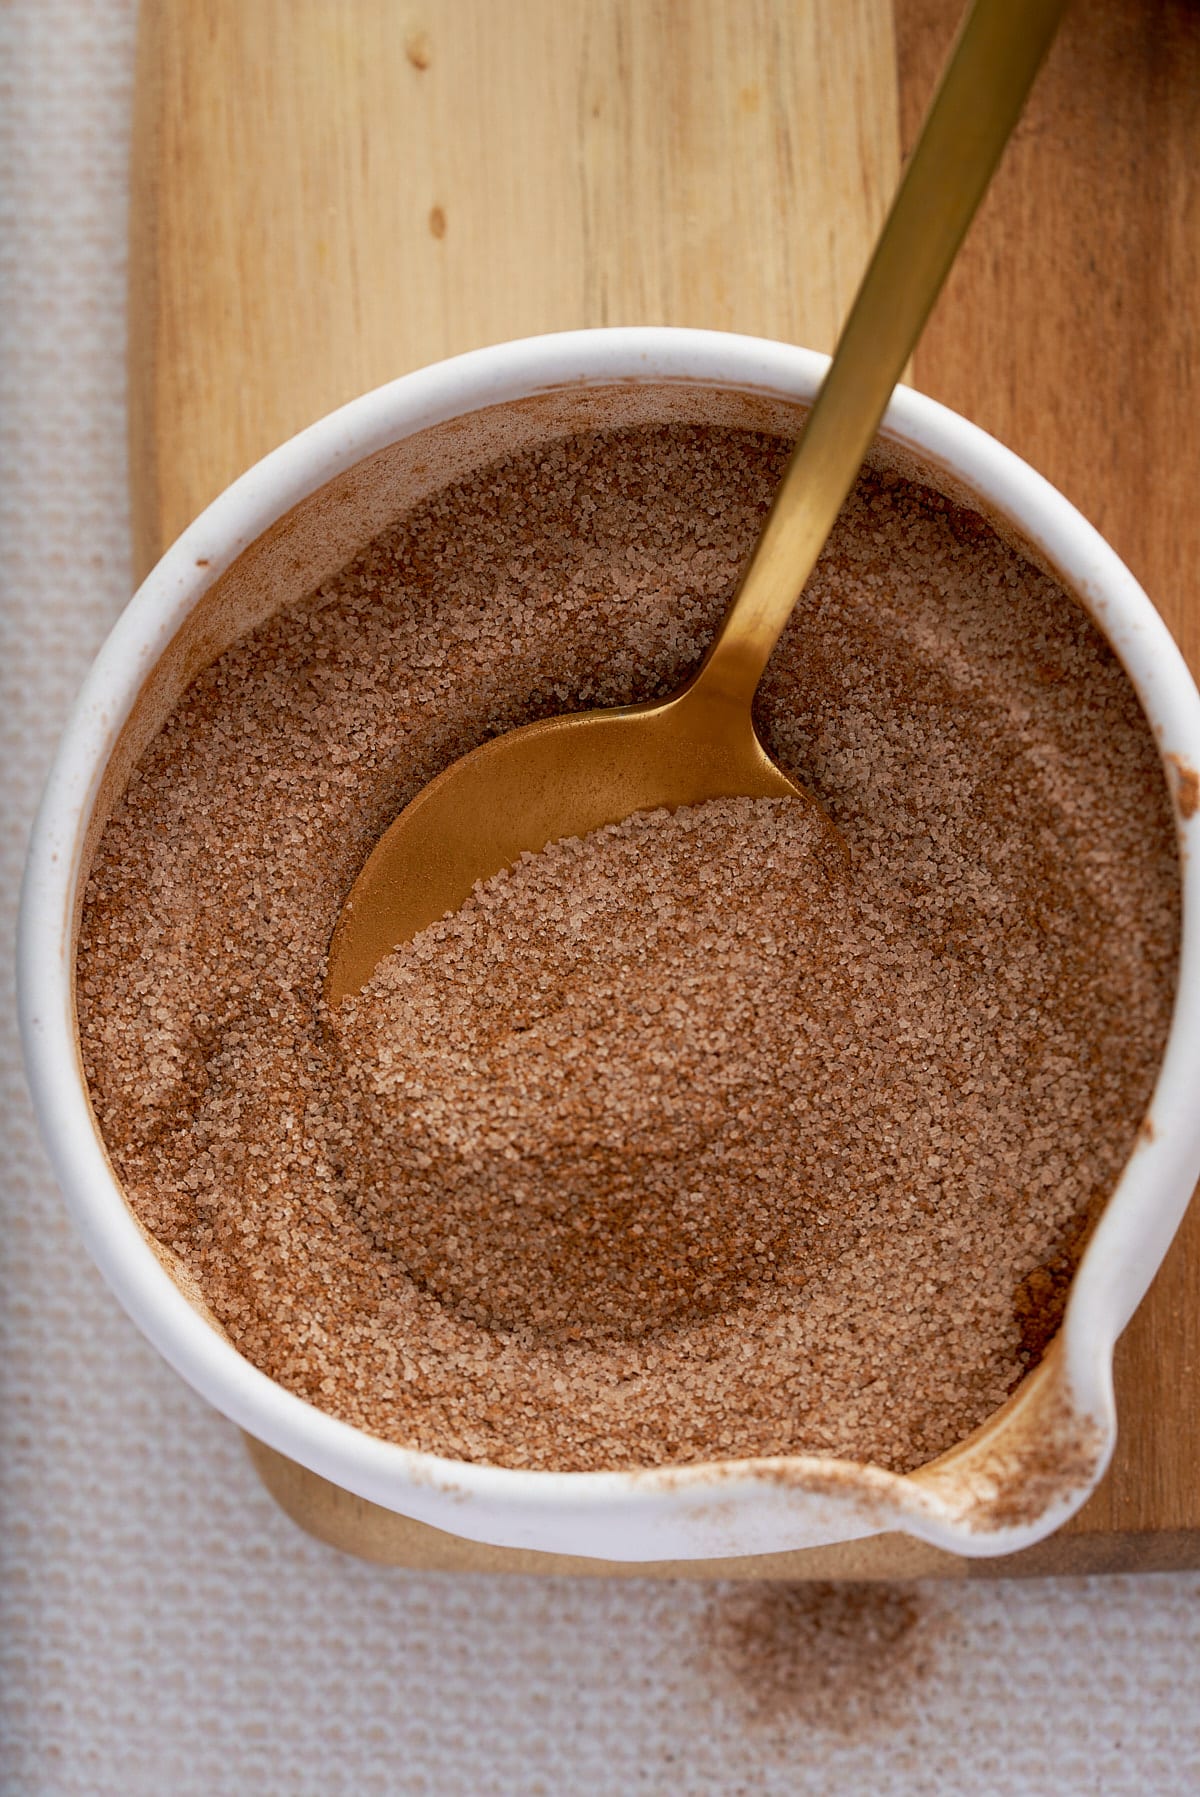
[129,0,1200,1576]
[896,0,1200,1558]
[130,0,899,580]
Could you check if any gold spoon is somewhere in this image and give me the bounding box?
[327,0,1067,1003]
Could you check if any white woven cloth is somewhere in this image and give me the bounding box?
[3,5,1200,1792]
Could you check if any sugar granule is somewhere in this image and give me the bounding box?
[76,423,1179,1473]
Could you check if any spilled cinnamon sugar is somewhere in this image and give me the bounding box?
[700,1582,934,1737]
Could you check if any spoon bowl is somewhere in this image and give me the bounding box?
[326,675,822,1002]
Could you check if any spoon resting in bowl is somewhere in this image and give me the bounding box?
[326,0,1067,1004]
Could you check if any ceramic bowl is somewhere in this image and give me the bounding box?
[19,328,1200,1561]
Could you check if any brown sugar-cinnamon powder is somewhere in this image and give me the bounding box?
[76,422,1180,1473]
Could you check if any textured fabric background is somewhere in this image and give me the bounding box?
[2,6,1199,1793]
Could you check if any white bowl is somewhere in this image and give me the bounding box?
[19,328,1200,1562]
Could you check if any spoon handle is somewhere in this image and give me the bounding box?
[690,0,1069,712]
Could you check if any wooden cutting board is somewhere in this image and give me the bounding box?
[129,0,1200,1578]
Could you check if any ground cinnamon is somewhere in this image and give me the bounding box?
[76,421,1179,1472]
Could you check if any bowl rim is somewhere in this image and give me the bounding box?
[18,325,1200,1560]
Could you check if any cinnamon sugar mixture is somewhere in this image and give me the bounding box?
[77,423,1179,1472]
